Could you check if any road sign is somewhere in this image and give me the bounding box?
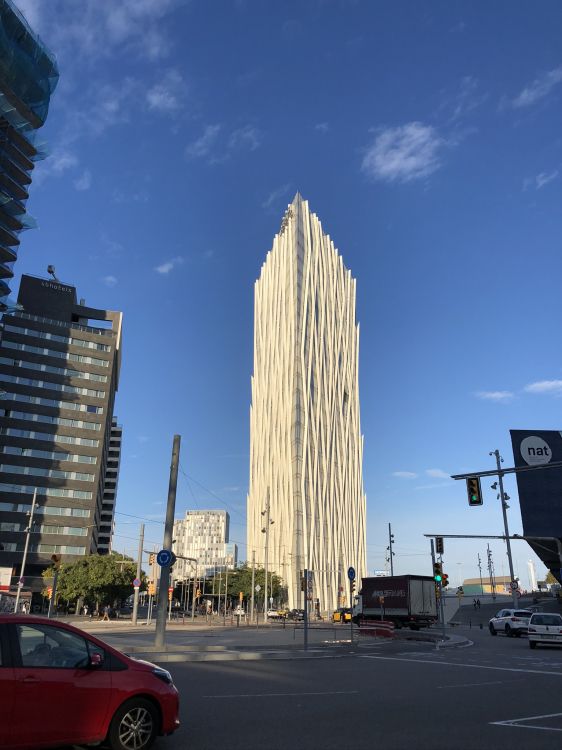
[132,578,141,588]
[510,580,519,590]
[168,586,174,593]
[255,584,261,592]
[347,566,356,581]
[156,549,176,567]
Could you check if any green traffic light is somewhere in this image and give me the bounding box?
[434,575,442,582]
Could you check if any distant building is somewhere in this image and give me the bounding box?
[461,576,516,596]
[0,0,59,309]
[0,274,122,591]
[247,194,366,611]
[172,510,237,579]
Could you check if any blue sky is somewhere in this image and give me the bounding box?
[11,0,562,588]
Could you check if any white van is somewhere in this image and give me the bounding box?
[528,612,562,649]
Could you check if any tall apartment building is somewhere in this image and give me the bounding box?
[247,194,367,611]
[0,274,122,590]
[0,0,58,309]
[98,418,122,553]
[172,510,237,579]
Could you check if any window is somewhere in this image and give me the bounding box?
[17,624,89,668]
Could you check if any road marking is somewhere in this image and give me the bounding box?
[202,690,359,699]
[437,680,505,689]
[490,711,562,732]
[359,654,562,676]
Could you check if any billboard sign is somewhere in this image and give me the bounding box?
[510,430,562,537]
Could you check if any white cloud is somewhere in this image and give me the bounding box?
[33,149,79,186]
[512,67,562,108]
[315,122,329,133]
[475,390,514,402]
[535,170,559,189]
[448,76,487,122]
[102,275,117,287]
[146,69,184,112]
[425,468,450,479]
[262,184,291,210]
[186,124,222,159]
[154,256,184,275]
[392,471,418,479]
[228,125,261,152]
[74,169,92,191]
[361,122,445,183]
[524,380,562,396]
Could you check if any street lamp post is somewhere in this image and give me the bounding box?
[14,488,37,613]
[490,449,518,608]
[261,495,274,618]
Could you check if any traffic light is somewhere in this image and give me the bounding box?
[442,573,449,588]
[350,580,356,594]
[51,554,61,570]
[434,583,441,599]
[433,562,442,583]
[435,537,444,555]
[149,553,155,565]
[301,575,306,592]
[466,477,483,506]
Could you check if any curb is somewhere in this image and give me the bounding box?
[126,648,349,663]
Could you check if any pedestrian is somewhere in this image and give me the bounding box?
[476,598,481,609]
[83,604,88,617]
[102,605,110,621]
[473,598,477,610]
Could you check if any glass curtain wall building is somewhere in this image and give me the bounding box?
[0,0,59,309]
[247,194,367,612]
[0,274,122,592]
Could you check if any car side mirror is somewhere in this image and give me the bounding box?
[90,652,104,667]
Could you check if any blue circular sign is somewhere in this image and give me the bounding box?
[157,549,172,567]
[347,566,356,581]
[132,578,141,588]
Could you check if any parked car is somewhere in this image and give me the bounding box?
[234,606,246,617]
[288,608,305,621]
[332,607,352,623]
[489,608,533,637]
[0,614,180,750]
[528,612,562,648]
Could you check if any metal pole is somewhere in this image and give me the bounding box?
[191,564,197,621]
[263,496,270,619]
[47,568,59,619]
[250,550,255,622]
[388,523,394,576]
[478,553,484,595]
[155,434,181,648]
[15,488,37,613]
[132,523,144,626]
[303,568,308,651]
[491,449,517,607]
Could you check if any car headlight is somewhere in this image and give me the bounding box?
[152,667,174,685]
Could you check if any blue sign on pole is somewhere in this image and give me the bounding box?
[157,549,173,567]
[347,566,356,581]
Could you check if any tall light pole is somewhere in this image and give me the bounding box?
[261,495,274,615]
[490,449,518,608]
[14,488,37,613]
[386,523,395,576]
[477,553,484,595]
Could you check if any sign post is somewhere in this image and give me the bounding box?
[348,566,356,644]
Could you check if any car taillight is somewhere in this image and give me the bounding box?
[529,627,536,632]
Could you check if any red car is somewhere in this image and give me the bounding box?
[0,614,180,750]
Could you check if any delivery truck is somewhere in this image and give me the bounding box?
[352,574,438,630]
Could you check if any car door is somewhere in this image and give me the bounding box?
[12,622,112,747]
[0,624,15,748]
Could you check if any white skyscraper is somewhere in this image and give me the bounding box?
[172,510,237,579]
[247,194,367,611]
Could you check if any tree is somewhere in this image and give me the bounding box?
[194,564,286,607]
[545,571,559,585]
[42,552,144,609]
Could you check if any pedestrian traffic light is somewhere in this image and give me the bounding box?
[433,562,442,582]
[350,580,356,594]
[435,537,444,555]
[301,575,306,591]
[466,477,483,506]
[149,553,155,565]
[442,573,449,588]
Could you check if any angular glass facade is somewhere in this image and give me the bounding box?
[0,0,59,309]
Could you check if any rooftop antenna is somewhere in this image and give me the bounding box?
[47,265,59,282]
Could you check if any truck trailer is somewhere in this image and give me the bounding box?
[352,574,438,630]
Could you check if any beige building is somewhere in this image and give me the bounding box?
[247,194,367,611]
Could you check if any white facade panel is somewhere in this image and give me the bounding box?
[247,194,367,611]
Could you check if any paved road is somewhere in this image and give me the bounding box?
[155,627,562,750]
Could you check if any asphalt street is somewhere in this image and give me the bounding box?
[155,627,562,750]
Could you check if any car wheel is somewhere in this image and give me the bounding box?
[107,698,159,750]
[489,624,497,636]
[529,641,537,649]
[505,625,512,637]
